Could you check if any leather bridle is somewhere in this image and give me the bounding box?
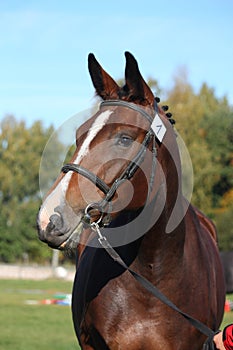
[61,99,158,226]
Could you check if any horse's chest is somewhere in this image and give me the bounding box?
[73,247,209,350]
[82,307,200,350]
[81,278,205,350]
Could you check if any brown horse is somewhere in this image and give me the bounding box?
[37,52,225,349]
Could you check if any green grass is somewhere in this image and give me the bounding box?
[0,279,233,350]
[0,279,79,350]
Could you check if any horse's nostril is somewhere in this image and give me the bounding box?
[46,220,55,232]
[49,214,64,231]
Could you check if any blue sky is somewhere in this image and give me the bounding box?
[0,0,233,128]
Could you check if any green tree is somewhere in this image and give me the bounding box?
[0,116,64,263]
[165,73,216,213]
[165,73,233,250]
[199,91,233,207]
[214,190,233,251]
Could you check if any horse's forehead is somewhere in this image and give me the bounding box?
[106,105,151,127]
[74,109,113,163]
[77,105,150,138]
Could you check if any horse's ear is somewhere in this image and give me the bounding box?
[124,52,154,106]
[88,53,120,100]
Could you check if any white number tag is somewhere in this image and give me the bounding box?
[151,114,167,142]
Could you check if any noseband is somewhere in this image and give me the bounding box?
[62,100,160,226]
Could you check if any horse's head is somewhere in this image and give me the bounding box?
[37,52,180,250]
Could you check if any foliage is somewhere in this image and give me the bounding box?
[214,190,233,251]
[0,116,63,263]
[165,74,233,249]
[200,103,233,205]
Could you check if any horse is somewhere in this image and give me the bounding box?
[37,52,225,349]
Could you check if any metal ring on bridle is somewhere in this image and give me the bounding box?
[84,203,104,225]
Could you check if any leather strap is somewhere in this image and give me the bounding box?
[62,163,110,194]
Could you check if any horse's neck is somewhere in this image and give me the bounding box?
[136,190,186,279]
[103,136,186,273]
[134,148,186,273]
[107,188,186,269]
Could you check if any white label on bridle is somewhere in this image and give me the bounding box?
[151,114,167,142]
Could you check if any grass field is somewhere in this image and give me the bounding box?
[0,279,232,350]
[0,279,79,350]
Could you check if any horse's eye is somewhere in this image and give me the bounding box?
[117,134,133,148]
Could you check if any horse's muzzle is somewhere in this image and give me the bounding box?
[37,211,83,250]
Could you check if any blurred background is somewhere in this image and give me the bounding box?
[0,1,232,349]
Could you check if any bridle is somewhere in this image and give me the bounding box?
[62,99,159,226]
[61,99,159,227]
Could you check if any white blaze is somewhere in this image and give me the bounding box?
[61,109,113,193]
[38,110,113,230]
